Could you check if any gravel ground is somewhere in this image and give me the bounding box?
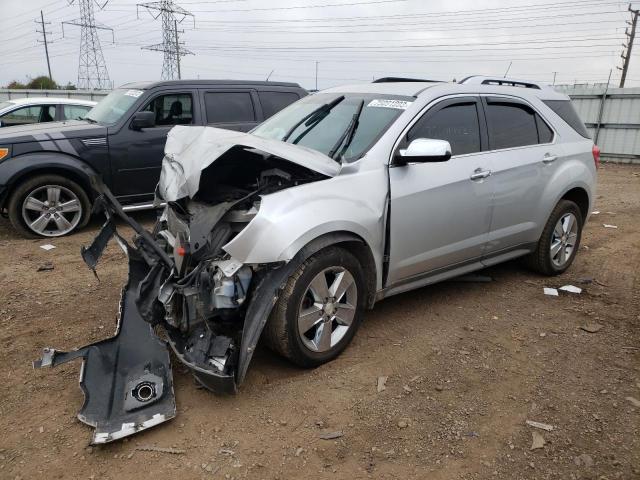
[0,164,638,480]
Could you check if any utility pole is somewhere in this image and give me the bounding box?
[64,1,114,90]
[618,4,639,88]
[36,10,53,81]
[552,71,557,85]
[138,0,194,80]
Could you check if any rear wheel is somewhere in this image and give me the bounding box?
[263,246,366,368]
[525,199,583,275]
[8,174,91,238]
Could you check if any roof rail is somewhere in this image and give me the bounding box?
[459,75,543,90]
[373,77,442,83]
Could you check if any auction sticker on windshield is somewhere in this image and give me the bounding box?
[367,99,412,110]
[124,90,144,98]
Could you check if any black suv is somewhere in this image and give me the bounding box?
[0,80,307,237]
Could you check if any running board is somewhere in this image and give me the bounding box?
[121,202,166,212]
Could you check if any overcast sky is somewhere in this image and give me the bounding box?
[1,0,639,90]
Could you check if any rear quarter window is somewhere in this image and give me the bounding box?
[543,100,590,138]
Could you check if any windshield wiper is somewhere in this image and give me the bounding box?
[84,117,97,124]
[282,95,345,143]
[328,99,365,160]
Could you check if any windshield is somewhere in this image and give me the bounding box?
[252,93,412,161]
[85,88,145,125]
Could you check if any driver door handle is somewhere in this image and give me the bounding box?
[470,168,492,181]
[542,153,558,164]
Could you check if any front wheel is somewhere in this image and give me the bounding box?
[263,246,366,368]
[7,174,91,238]
[525,199,583,276]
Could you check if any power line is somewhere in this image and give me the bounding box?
[138,0,195,80]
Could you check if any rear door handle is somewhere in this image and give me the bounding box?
[470,168,492,181]
[542,154,558,164]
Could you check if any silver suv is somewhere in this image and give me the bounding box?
[37,76,598,443]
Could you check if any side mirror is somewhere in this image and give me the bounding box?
[130,111,155,130]
[396,138,452,164]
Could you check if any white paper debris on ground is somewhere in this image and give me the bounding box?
[559,285,582,294]
[531,431,546,450]
[591,210,600,215]
[526,420,555,431]
[543,287,559,296]
[377,376,388,393]
[39,244,56,251]
[603,224,618,229]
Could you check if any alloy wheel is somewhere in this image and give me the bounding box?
[21,184,83,237]
[550,212,578,267]
[297,266,358,353]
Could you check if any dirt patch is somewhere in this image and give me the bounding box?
[0,165,638,479]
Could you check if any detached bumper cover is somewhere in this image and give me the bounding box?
[34,246,176,444]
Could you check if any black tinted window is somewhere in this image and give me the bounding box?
[486,102,538,150]
[543,99,590,138]
[205,92,255,123]
[536,114,554,143]
[408,102,481,155]
[258,91,300,119]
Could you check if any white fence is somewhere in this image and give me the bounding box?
[0,89,110,102]
[557,85,640,164]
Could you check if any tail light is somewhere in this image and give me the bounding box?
[592,144,600,169]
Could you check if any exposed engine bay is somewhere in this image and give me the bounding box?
[33,127,337,444]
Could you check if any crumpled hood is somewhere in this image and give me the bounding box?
[158,126,341,202]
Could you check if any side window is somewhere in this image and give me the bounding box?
[407,102,481,156]
[485,102,538,150]
[535,114,554,144]
[205,92,255,124]
[62,104,92,120]
[142,93,193,126]
[1,105,55,126]
[258,91,300,119]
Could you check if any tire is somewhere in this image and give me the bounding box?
[7,174,91,238]
[525,199,583,276]
[263,246,367,368]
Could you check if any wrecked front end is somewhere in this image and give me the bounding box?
[34,127,337,443]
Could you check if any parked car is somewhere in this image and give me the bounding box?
[0,80,307,237]
[36,76,597,444]
[0,97,96,127]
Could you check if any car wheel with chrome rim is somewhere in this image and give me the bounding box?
[525,199,583,276]
[264,246,366,368]
[8,174,91,238]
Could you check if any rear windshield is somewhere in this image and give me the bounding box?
[543,100,590,139]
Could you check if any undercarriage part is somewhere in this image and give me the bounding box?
[33,249,176,444]
[166,324,237,394]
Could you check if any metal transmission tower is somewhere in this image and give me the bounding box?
[138,1,194,80]
[618,4,639,88]
[63,0,113,90]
